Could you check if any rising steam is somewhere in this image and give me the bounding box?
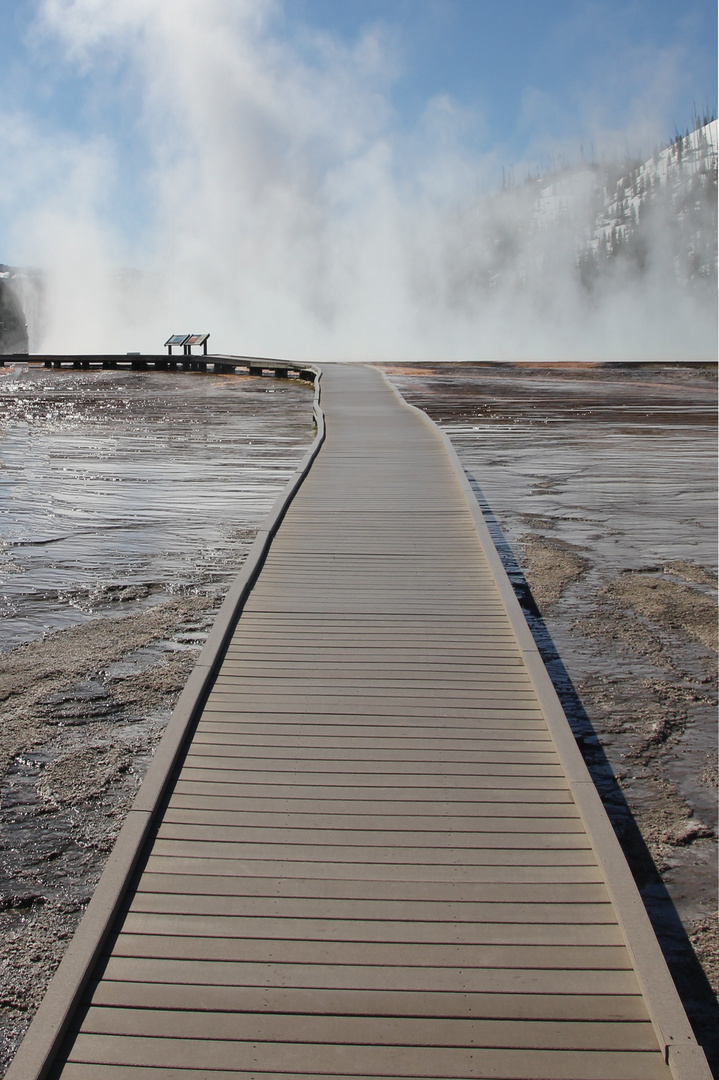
[1,0,717,360]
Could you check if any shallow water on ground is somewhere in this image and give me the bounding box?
[0,366,314,649]
[387,365,717,569]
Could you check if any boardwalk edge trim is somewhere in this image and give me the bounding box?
[381,369,711,1080]
[4,364,324,1080]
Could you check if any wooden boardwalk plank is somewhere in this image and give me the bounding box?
[149,828,593,851]
[93,954,645,994]
[158,809,584,830]
[73,1008,661,1051]
[171,777,574,796]
[190,728,555,744]
[83,981,649,1020]
[164,790,578,809]
[124,892,613,921]
[141,856,608,881]
[115,912,625,946]
[62,1036,673,1080]
[56,1064,671,1080]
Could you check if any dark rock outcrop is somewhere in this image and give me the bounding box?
[0,268,29,354]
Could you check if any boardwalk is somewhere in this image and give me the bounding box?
[7,363,709,1079]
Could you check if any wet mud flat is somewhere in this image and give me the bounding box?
[0,366,315,1073]
[385,360,719,1066]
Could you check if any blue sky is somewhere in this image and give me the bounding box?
[1,1,715,180]
[288,0,717,159]
[0,0,715,358]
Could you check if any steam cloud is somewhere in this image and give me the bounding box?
[2,0,717,360]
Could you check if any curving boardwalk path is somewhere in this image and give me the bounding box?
[7,363,709,1079]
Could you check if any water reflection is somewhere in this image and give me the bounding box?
[387,367,717,572]
[0,368,314,650]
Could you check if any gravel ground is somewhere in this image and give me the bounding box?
[0,598,220,1070]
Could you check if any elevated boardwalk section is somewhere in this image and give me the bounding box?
[7,364,709,1079]
[1,353,317,380]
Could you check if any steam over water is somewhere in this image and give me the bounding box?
[2,2,716,360]
[0,366,314,650]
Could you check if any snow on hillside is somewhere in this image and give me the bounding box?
[426,122,717,358]
[527,120,718,288]
[592,120,717,274]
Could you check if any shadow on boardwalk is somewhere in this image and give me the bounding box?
[468,475,719,1074]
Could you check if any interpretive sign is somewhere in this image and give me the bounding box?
[184,333,210,355]
[164,334,189,355]
[164,333,210,355]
